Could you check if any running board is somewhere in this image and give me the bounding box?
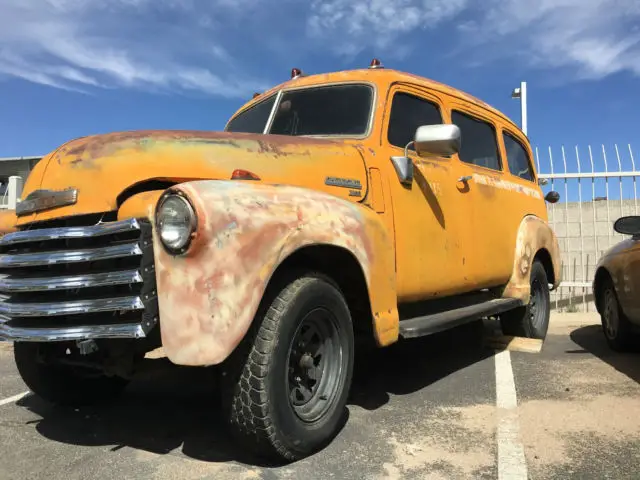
[399,298,524,339]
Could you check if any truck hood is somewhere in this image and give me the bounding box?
[18,130,369,225]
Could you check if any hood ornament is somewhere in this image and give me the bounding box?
[16,188,78,216]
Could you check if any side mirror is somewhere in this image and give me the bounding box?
[414,124,461,157]
[544,191,560,203]
[390,124,461,187]
[613,216,640,236]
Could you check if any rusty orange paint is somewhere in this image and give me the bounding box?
[117,190,164,221]
[0,209,17,236]
[13,65,561,360]
[501,215,562,301]
[152,180,398,366]
[17,130,369,226]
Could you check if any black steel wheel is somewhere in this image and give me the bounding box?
[501,259,551,339]
[287,308,345,423]
[221,272,354,462]
[599,276,634,351]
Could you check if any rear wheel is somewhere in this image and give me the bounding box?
[598,276,635,351]
[14,342,131,407]
[220,273,354,462]
[500,259,550,339]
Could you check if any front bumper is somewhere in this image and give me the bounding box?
[0,216,158,342]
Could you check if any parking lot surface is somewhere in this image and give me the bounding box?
[1,312,640,480]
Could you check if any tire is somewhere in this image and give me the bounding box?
[220,273,355,462]
[500,259,551,339]
[14,342,130,407]
[598,276,635,352]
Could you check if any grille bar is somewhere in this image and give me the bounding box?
[0,269,143,292]
[0,296,144,317]
[0,217,157,343]
[0,321,146,342]
[0,218,141,246]
[0,242,142,268]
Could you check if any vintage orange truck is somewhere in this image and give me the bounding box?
[0,60,561,461]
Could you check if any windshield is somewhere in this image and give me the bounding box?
[225,84,373,137]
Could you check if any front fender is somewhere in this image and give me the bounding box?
[501,214,562,301]
[152,180,399,366]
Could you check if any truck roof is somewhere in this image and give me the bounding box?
[237,67,522,135]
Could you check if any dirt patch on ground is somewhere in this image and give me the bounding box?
[520,394,640,466]
[379,404,496,479]
[0,342,12,355]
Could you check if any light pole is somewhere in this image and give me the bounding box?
[511,81,528,136]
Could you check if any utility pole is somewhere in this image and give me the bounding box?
[511,81,528,136]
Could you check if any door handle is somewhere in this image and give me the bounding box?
[458,175,473,183]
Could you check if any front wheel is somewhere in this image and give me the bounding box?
[500,259,551,339]
[221,273,354,462]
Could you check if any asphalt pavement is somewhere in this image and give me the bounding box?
[1,312,639,480]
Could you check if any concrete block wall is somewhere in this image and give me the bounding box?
[547,199,639,312]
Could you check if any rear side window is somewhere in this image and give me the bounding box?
[503,131,534,181]
[388,92,442,149]
[451,111,501,171]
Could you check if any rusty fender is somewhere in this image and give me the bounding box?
[501,214,562,302]
[152,180,399,366]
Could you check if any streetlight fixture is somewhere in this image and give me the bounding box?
[511,81,528,136]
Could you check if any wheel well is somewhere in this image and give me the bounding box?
[116,179,178,207]
[268,245,373,339]
[593,267,612,313]
[534,248,555,286]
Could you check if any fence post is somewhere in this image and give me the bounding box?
[7,176,23,210]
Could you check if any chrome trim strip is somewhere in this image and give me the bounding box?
[0,218,140,246]
[0,270,143,292]
[0,242,142,268]
[0,296,144,317]
[16,188,78,217]
[0,322,146,342]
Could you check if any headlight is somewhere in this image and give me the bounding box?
[156,193,196,254]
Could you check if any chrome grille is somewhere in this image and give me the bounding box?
[0,217,158,342]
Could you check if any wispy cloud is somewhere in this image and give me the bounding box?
[459,0,640,79]
[1,0,639,95]
[307,0,640,80]
[307,0,468,56]
[0,0,270,96]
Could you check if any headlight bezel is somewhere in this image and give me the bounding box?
[155,190,197,255]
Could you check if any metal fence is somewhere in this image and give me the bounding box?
[536,143,640,312]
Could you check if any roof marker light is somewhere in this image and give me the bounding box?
[231,169,261,181]
[291,68,302,79]
[253,92,261,98]
[369,58,383,69]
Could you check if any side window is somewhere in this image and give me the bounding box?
[451,111,501,171]
[503,131,534,181]
[388,92,442,150]
[225,94,276,134]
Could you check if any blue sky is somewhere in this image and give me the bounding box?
[1,0,640,186]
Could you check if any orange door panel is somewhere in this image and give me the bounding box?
[447,104,514,288]
[379,84,475,301]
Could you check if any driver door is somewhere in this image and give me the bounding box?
[381,84,474,301]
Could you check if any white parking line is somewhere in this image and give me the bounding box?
[0,391,30,407]
[495,349,528,480]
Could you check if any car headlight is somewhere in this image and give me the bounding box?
[156,193,197,254]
